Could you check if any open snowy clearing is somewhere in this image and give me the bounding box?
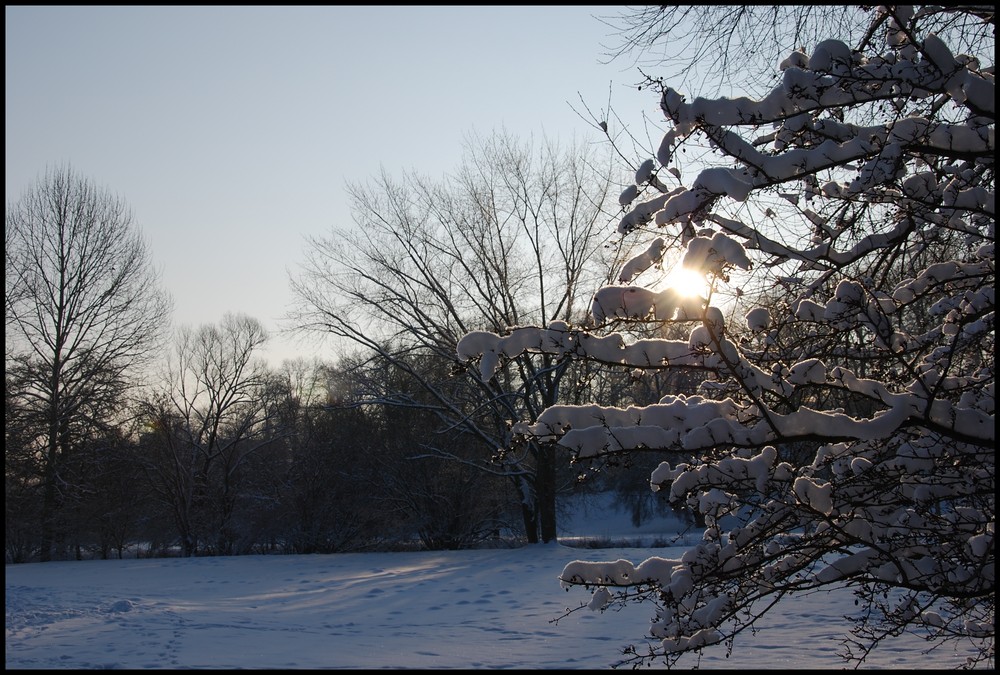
[6,518,985,671]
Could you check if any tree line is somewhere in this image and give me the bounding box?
[6,137,676,563]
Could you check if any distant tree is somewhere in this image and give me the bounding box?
[5,166,171,561]
[250,357,391,554]
[459,6,994,667]
[60,425,150,560]
[290,129,628,544]
[270,402,387,553]
[353,353,518,550]
[138,313,282,556]
[5,373,41,563]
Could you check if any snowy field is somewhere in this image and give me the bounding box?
[5,496,986,670]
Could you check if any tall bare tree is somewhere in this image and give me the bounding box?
[290,129,629,543]
[5,166,171,561]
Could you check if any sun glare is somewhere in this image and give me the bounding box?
[662,266,710,298]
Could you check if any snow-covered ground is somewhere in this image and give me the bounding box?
[5,494,986,669]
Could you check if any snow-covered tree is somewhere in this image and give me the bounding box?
[458,6,993,667]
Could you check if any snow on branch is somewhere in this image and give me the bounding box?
[457,8,994,667]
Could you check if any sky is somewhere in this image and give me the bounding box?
[5,5,658,367]
[5,492,986,670]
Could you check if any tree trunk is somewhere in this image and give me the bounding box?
[521,502,539,544]
[518,475,539,543]
[536,444,558,543]
[39,461,57,562]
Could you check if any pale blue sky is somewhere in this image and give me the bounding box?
[6,5,660,365]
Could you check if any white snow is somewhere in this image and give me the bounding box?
[618,237,666,283]
[4,492,987,670]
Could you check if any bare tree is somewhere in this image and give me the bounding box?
[460,6,994,668]
[290,129,631,543]
[138,313,281,556]
[346,351,521,550]
[239,356,394,554]
[5,166,171,561]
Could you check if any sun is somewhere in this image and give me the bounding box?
[661,265,710,298]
